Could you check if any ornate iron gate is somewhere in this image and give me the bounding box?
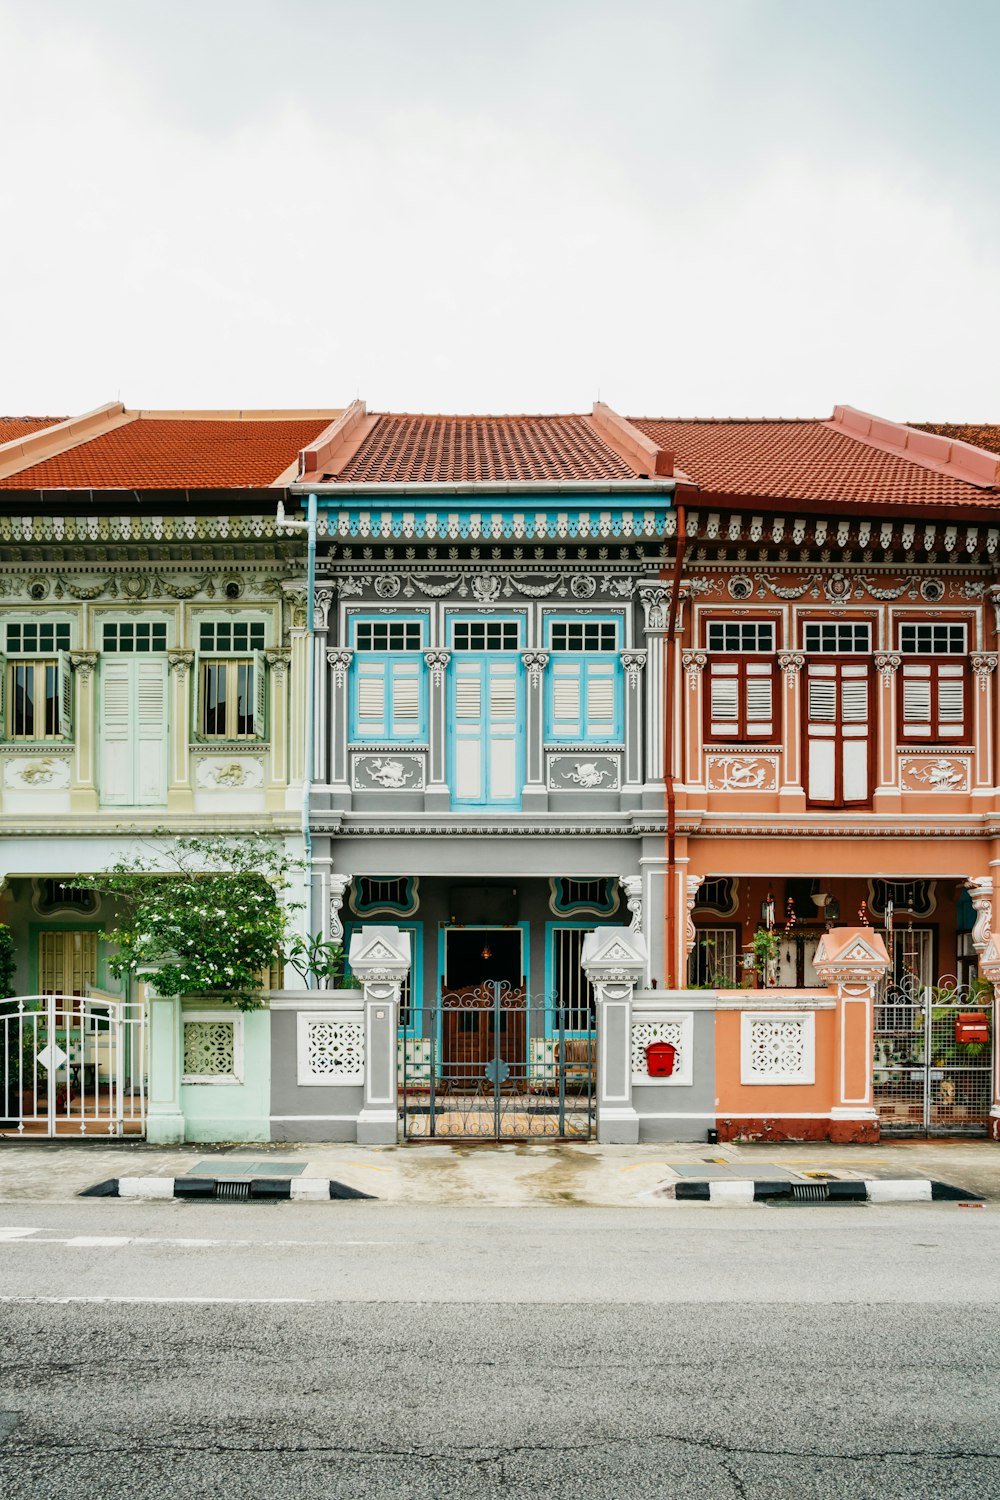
[0,994,147,1138]
[874,975,992,1137]
[399,981,595,1140]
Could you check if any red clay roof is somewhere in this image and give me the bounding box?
[0,416,65,445]
[329,414,640,484]
[0,416,333,490]
[630,417,998,508]
[913,421,1000,453]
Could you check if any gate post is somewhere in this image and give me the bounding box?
[139,972,185,1145]
[581,927,646,1144]
[977,933,1000,1141]
[814,927,890,1143]
[349,926,411,1145]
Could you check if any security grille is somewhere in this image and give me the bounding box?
[874,972,992,1137]
[399,982,595,1141]
[552,927,596,1031]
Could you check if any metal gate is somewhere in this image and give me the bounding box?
[399,981,595,1141]
[0,994,147,1138]
[874,975,993,1137]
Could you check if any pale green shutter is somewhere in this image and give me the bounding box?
[100,661,132,804]
[57,650,73,738]
[253,651,267,739]
[135,660,167,805]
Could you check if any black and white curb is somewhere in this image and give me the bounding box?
[661,1178,982,1204]
[80,1177,375,1202]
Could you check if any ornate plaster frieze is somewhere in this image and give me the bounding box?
[329,569,639,602]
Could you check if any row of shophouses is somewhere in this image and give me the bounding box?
[2,397,1000,1147]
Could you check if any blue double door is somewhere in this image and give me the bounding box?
[448,653,523,808]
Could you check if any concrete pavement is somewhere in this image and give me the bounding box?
[1,1134,997,1204]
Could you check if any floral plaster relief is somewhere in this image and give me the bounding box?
[899,756,970,792]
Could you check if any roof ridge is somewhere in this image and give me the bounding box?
[825,405,1000,490]
[0,401,131,483]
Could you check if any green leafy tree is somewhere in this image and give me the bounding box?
[77,834,304,1011]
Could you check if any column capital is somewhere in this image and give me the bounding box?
[874,651,901,684]
[327,647,354,686]
[777,651,806,682]
[620,650,647,688]
[618,876,643,934]
[520,650,550,685]
[166,649,195,676]
[972,652,998,691]
[264,647,291,678]
[314,586,335,631]
[423,649,451,686]
[67,650,98,679]
[329,873,353,944]
[637,582,670,632]
[680,650,707,689]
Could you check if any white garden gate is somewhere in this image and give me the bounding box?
[0,994,147,1137]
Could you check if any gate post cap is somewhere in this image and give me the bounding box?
[581,926,647,981]
[979,932,1000,982]
[814,927,890,984]
[348,926,411,982]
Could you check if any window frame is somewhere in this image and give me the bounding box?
[688,925,740,987]
[544,614,623,745]
[198,655,265,741]
[703,657,780,745]
[349,614,428,745]
[894,616,971,746]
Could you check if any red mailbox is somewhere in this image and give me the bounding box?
[645,1040,677,1078]
[955,1012,989,1045]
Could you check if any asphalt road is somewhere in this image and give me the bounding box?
[1,1201,999,1499]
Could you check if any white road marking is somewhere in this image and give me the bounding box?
[65,1236,133,1247]
[0,1295,315,1305]
[0,1228,40,1240]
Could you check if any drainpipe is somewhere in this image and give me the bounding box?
[276,493,318,987]
[664,503,687,988]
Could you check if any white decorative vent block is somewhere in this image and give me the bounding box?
[182,1013,243,1085]
[630,1013,694,1086]
[297,1015,365,1086]
[741,1012,815,1085]
[398,1036,433,1085]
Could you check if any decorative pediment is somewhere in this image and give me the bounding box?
[813,926,890,986]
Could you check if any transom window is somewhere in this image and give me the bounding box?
[352,876,417,914]
[451,620,520,651]
[549,621,618,652]
[103,621,167,653]
[6,621,71,653]
[706,621,775,652]
[549,877,619,915]
[199,621,266,652]
[354,620,423,652]
[803,622,871,653]
[898,622,967,654]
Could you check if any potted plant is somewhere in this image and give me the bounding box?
[752,928,780,986]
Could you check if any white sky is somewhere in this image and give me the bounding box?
[1,0,997,421]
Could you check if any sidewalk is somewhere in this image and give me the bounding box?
[1,1136,996,1206]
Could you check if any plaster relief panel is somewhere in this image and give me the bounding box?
[547,754,621,791]
[194,756,266,790]
[706,755,779,792]
[352,754,425,791]
[3,756,72,790]
[899,755,971,792]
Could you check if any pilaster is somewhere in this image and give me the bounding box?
[264,648,291,802]
[777,653,806,809]
[637,583,668,806]
[620,650,646,807]
[142,980,185,1145]
[872,652,901,813]
[327,647,354,809]
[581,926,647,1144]
[423,649,452,811]
[814,927,890,1142]
[68,651,99,812]
[348,926,412,1144]
[166,650,195,812]
[521,650,549,811]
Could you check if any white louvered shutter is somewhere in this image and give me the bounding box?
[100,661,132,805]
[136,661,167,805]
[389,660,421,737]
[487,660,519,801]
[551,661,583,740]
[901,664,931,738]
[806,664,837,803]
[0,651,5,736]
[840,665,869,804]
[585,664,616,738]
[744,663,773,738]
[355,660,388,739]
[936,664,965,738]
[709,663,740,735]
[452,660,484,801]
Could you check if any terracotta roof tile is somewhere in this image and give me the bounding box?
[0,416,65,445]
[629,417,997,507]
[912,421,1000,454]
[0,416,333,490]
[330,414,639,484]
